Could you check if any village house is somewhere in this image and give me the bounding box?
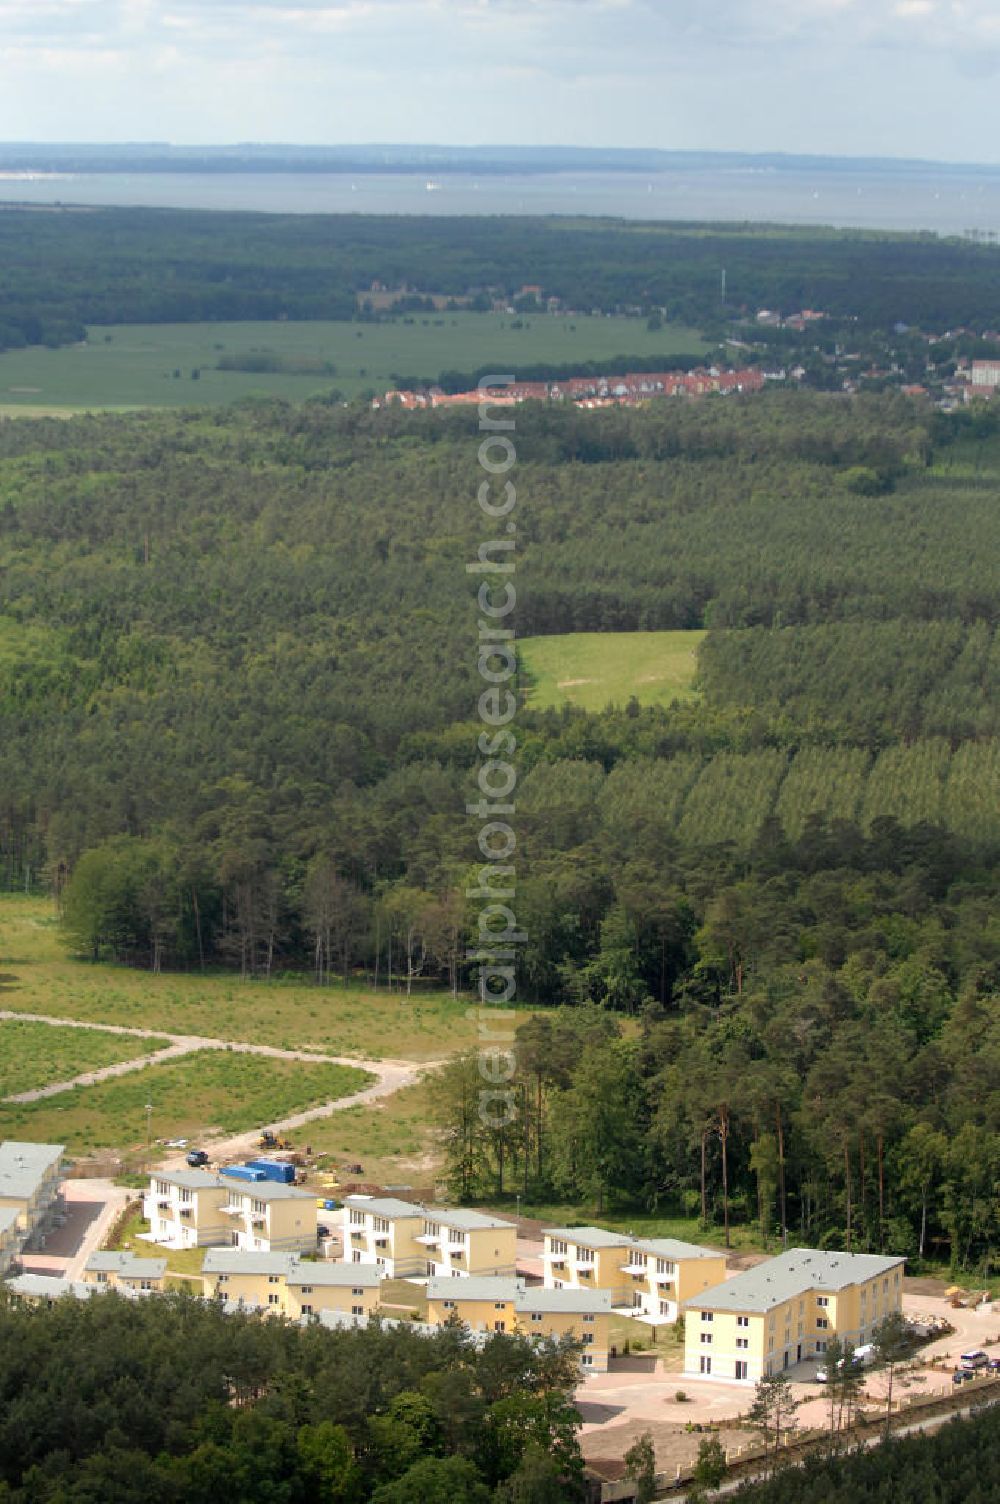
[143,1169,230,1249]
[202,1247,383,1318]
[82,1251,167,1296]
[219,1180,317,1254]
[543,1226,725,1320]
[426,1276,613,1371]
[342,1195,427,1277]
[683,1248,906,1384]
[0,1207,21,1275]
[0,1141,65,1253]
[6,1273,95,1306]
[415,1207,517,1279]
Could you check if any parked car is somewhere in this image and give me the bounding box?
[987,1356,1000,1374]
[959,1349,988,1372]
[166,1138,189,1149]
[952,1369,971,1386]
[185,1149,209,1167]
[317,1224,331,1239]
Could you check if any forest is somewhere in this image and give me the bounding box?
[0,1292,586,1501]
[733,1405,1000,1504]
[0,391,997,1268]
[2,206,1000,351]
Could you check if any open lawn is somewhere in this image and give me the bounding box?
[0,1049,371,1154]
[0,897,527,1059]
[112,1206,207,1278]
[0,1018,169,1098]
[303,1077,442,1189]
[0,314,708,410]
[520,631,705,712]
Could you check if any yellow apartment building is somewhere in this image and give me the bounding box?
[543,1226,632,1297]
[202,1248,383,1318]
[683,1248,906,1383]
[611,1237,726,1322]
[6,1273,95,1305]
[342,1196,426,1277]
[0,1207,20,1275]
[416,1208,516,1279]
[143,1170,230,1249]
[426,1276,613,1372]
[543,1226,724,1321]
[83,1251,167,1295]
[219,1181,317,1254]
[0,1141,65,1251]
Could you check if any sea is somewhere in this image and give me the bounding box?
[1,163,999,234]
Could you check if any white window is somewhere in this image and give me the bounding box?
[351,1304,364,1316]
[252,1200,266,1217]
[494,1302,506,1310]
[768,1336,774,1352]
[700,1356,712,1375]
[581,1355,593,1368]
[531,1312,543,1324]
[352,1288,365,1297]
[816,1296,829,1307]
[737,1315,749,1328]
[735,1361,748,1380]
[374,1217,389,1233]
[659,1301,671,1317]
[352,1250,362,1263]
[268,1275,280,1284]
[96,1273,108,1285]
[180,1190,192,1204]
[582,1333,594,1345]
[550,1239,567,1255]
[217,1274,228,1284]
[299,1285,313,1295]
[700,1334,712,1345]
[443,1300,455,1310]
[816,1317,829,1330]
[701,1311,713,1322]
[349,1209,366,1225]
[268,1294,280,1306]
[736,1338,749,1350]
[577,1247,594,1263]
[301,1303,313,1316]
[583,1313,594,1324]
[656,1259,675,1276]
[140,1280,152,1291]
[494,1320,505,1332]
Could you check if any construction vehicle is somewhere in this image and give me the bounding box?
[259,1131,292,1151]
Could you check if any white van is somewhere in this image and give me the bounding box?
[959,1349,988,1372]
[815,1345,876,1383]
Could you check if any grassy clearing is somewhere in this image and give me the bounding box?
[0,1018,169,1097]
[0,1049,371,1154]
[0,896,528,1059]
[520,630,705,712]
[0,314,708,410]
[305,1077,442,1189]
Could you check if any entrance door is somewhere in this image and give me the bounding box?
[797,1344,802,1362]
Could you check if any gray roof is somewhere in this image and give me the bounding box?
[85,1251,167,1279]
[515,1286,613,1316]
[287,1261,382,1288]
[544,1226,632,1250]
[221,1182,314,1202]
[343,1195,423,1219]
[686,1249,906,1315]
[427,1276,520,1303]
[6,1273,92,1301]
[149,1169,225,1191]
[0,1141,64,1198]
[425,1208,515,1232]
[204,1249,294,1277]
[630,1237,722,1262]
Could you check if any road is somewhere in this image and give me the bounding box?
[19,1177,132,1282]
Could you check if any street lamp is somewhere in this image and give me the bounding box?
[145,1101,153,1148]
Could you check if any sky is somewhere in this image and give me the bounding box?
[0,0,998,163]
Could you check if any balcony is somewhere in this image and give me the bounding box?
[415,1233,440,1247]
[574,1259,596,1272]
[620,1261,648,1275]
[222,1204,246,1217]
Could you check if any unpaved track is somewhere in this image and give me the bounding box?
[0,1008,440,1156]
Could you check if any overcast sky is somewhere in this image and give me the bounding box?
[0,0,997,163]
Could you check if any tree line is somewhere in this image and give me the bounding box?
[0,1292,587,1501]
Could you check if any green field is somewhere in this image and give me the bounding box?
[0,1019,168,1099]
[0,313,708,411]
[0,1049,371,1153]
[0,897,530,1059]
[520,631,705,712]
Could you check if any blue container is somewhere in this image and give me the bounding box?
[221,1164,266,1183]
[245,1158,296,1185]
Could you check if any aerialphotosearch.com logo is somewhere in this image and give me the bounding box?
[466,374,520,1131]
